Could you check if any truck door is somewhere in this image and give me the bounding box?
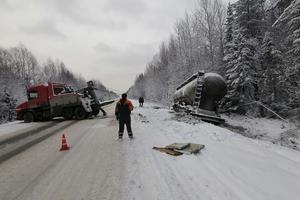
[27,90,39,108]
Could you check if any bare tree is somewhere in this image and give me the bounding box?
[9,44,39,85]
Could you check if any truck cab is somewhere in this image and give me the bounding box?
[16,83,91,122]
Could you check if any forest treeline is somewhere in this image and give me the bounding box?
[0,44,117,123]
[128,0,300,117]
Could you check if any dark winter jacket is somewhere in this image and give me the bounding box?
[115,99,134,118]
[139,97,144,103]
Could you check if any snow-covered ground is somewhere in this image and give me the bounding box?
[223,114,296,139]
[1,101,300,200]
[223,114,300,150]
[0,121,38,137]
[125,101,300,200]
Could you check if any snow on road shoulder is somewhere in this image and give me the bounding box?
[223,114,300,150]
[124,101,300,200]
[0,121,39,137]
[223,114,296,139]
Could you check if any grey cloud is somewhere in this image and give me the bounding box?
[45,0,97,25]
[20,19,66,39]
[94,42,115,53]
[99,20,128,31]
[47,0,128,31]
[103,0,147,15]
[94,43,155,70]
[0,0,13,11]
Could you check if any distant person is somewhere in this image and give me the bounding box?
[139,97,144,107]
[115,93,134,139]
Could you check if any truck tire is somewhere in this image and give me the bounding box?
[24,112,34,123]
[63,108,73,120]
[74,107,86,120]
[35,112,44,121]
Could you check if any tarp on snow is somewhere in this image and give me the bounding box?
[153,143,205,156]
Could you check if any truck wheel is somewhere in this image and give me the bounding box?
[24,112,34,123]
[35,112,43,121]
[63,108,73,120]
[74,107,86,120]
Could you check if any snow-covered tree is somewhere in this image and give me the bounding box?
[273,0,300,108]
[259,32,286,109]
[0,89,17,123]
[235,0,266,39]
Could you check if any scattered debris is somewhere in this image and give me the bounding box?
[137,113,149,123]
[153,143,205,156]
[276,129,300,150]
[153,147,183,156]
[152,106,162,110]
[171,112,204,125]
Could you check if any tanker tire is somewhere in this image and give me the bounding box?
[63,108,73,120]
[24,112,34,123]
[74,107,86,120]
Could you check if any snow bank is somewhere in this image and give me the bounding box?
[123,101,300,200]
[223,114,299,150]
[0,121,38,137]
[223,114,295,139]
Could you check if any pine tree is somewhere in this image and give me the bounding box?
[259,32,286,110]
[0,89,17,123]
[223,3,240,110]
[224,3,235,47]
[225,32,258,112]
[235,0,266,39]
[223,0,266,113]
[274,0,300,108]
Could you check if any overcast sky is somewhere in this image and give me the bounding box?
[0,0,229,92]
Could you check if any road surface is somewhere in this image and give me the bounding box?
[0,102,300,200]
[0,104,127,200]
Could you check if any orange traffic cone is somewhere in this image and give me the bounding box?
[60,134,70,151]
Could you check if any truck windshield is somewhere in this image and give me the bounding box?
[53,87,64,95]
[53,86,73,95]
[28,91,38,100]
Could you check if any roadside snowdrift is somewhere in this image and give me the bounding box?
[124,101,300,200]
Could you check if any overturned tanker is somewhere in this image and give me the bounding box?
[173,71,227,124]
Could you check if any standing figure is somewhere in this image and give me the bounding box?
[115,93,134,139]
[138,97,144,107]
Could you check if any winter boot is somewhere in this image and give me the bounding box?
[128,132,133,139]
[118,133,123,139]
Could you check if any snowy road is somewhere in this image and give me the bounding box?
[0,102,300,200]
[0,104,126,200]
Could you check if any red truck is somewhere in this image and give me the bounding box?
[16,82,101,122]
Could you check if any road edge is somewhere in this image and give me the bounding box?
[0,120,77,164]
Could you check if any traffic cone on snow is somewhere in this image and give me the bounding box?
[60,134,70,151]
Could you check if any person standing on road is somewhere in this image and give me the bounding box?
[115,93,134,139]
[138,97,144,107]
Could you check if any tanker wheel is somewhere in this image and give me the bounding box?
[62,108,73,120]
[74,107,86,120]
[24,112,34,123]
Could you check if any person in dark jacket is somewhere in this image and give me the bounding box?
[138,97,144,107]
[115,93,134,139]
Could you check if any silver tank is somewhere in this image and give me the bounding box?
[174,72,227,111]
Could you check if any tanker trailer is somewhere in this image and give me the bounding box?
[173,71,227,124]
